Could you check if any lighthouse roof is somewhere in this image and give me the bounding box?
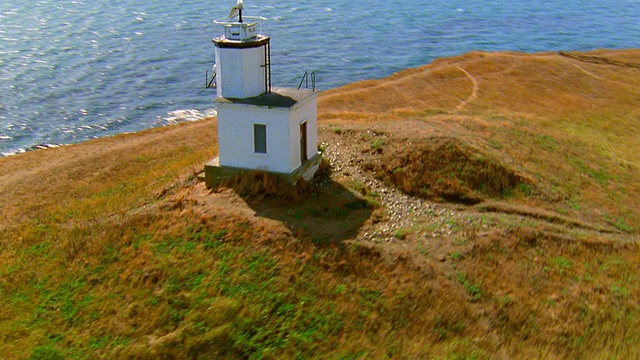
[215,87,318,108]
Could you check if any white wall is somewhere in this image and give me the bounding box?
[217,91,319,174]
[288,94,319,170]
[215,46,266,99]
[217,103,292,173]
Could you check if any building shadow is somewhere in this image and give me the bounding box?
[227,171,373,245]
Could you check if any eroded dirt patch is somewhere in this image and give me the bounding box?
[369,137,532,204]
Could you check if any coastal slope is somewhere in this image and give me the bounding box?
[1,50,639,359]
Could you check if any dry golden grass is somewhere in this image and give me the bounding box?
[0,120,217,228]
[369,137,530,204]
[320,49,640,231]
[464,228,640,359]
[0,50,639,359]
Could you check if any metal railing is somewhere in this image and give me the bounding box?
[297,71,316,90]
[205,69,216,89]
[213,16,267,40]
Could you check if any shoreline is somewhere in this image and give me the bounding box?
[1,47,639,358]
[0,108,218,158]
[2,48,639,159]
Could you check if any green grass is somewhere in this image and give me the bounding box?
[370,138,385,150]
[3,205,458,357]
[550,256,572,275]
[456,272,481,301]
[3,51,640,359]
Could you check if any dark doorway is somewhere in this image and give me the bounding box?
[300,121,308,163]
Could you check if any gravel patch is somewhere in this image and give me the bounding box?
[319,125,489,245]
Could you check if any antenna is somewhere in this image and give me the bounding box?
[228,0,244,23]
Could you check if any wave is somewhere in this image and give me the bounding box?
[0,108,216,157]
[162,109,217,125]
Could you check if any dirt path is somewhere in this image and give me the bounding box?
[454,67,478,111]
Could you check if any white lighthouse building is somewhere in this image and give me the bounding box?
[204,1,321,186]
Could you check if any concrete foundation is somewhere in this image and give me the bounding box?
[202,153,322,188]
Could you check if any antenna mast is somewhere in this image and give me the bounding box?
[227,0,244,23]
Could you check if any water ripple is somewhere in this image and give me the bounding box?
[1,0,639,156]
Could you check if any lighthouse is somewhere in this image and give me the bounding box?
[204,0,321,187]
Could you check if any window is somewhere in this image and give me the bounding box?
[254,124,267,153]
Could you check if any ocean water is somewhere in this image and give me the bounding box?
[1,0,638,156]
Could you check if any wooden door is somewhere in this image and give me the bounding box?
[300,122,308,163]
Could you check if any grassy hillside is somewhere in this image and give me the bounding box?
[1,50,639,359]
[319,50,640,230]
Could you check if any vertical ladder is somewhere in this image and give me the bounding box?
[262,40,272,93]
